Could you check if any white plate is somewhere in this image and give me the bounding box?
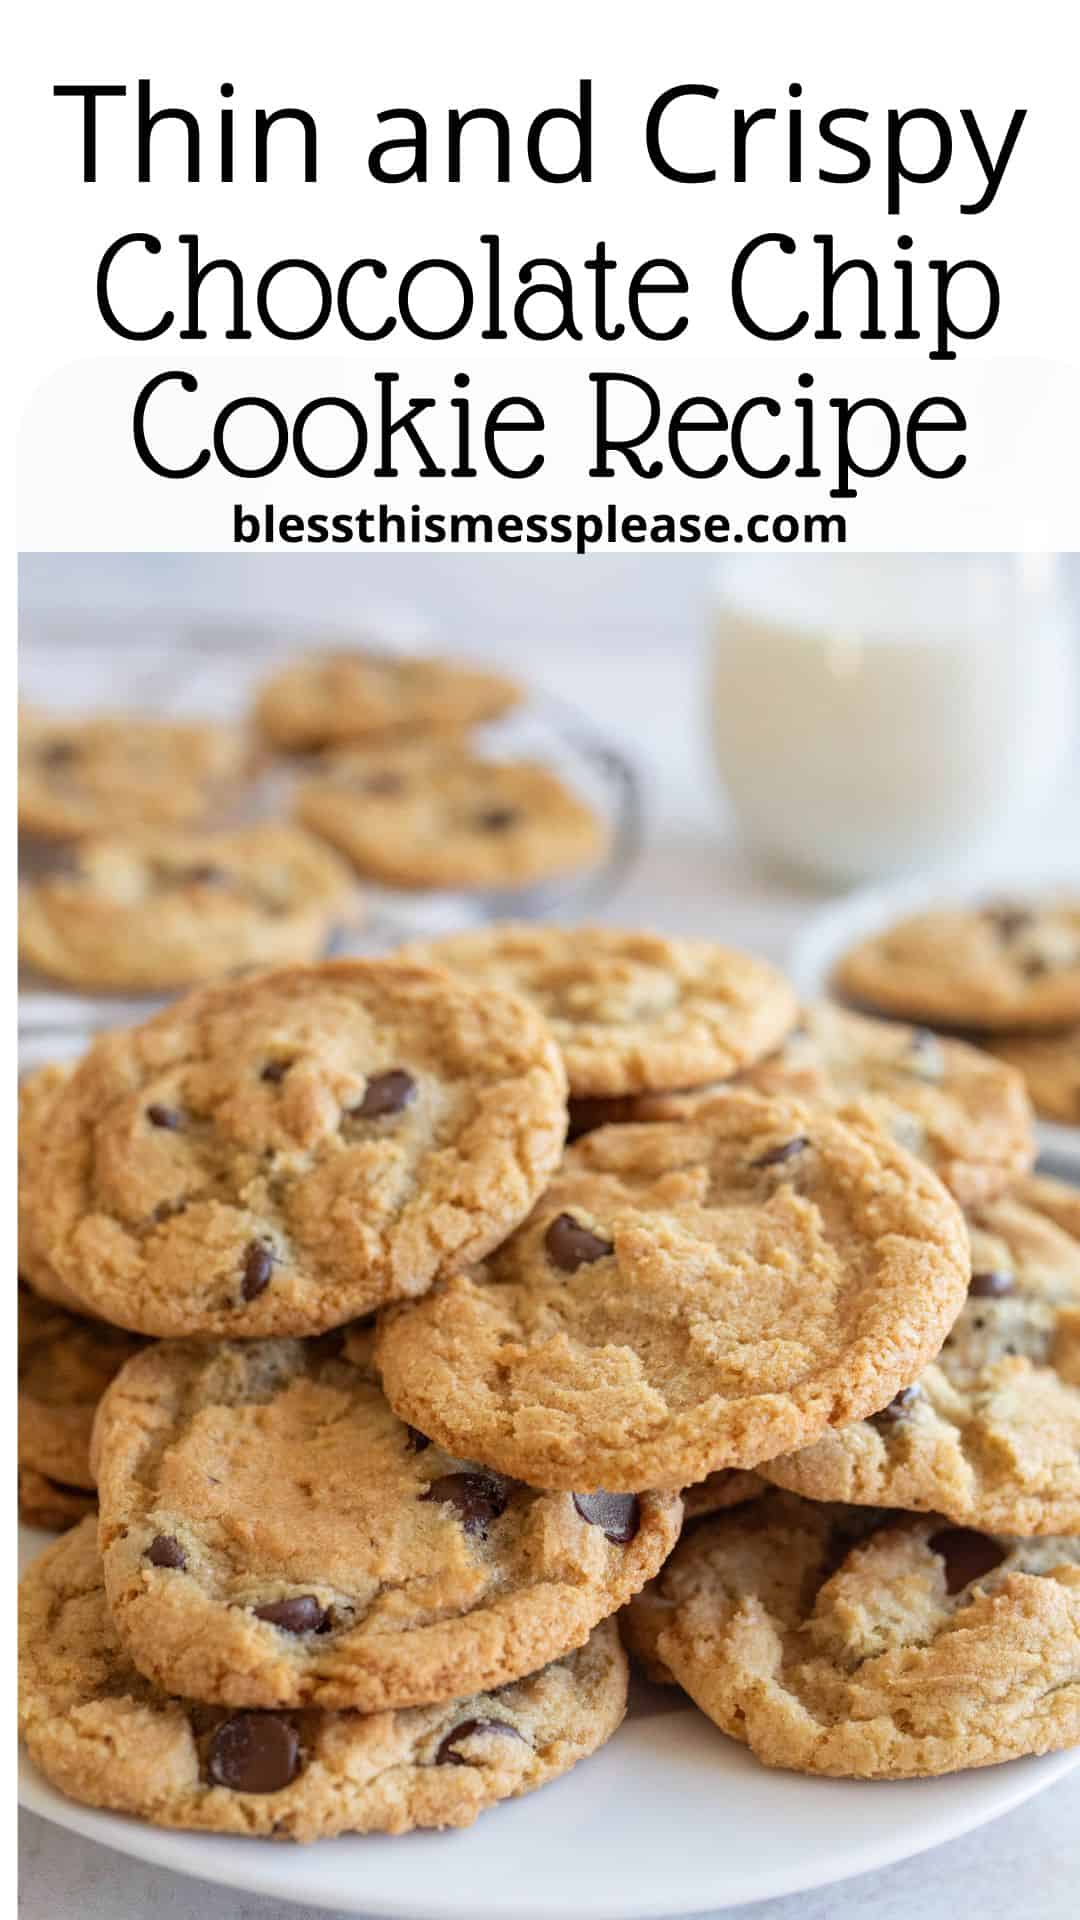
[789,855,1080,1178]
[18,1517,1079,1920]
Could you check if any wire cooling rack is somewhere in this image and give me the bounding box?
[18,613,643,1054]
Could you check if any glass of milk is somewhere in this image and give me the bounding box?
[710,554,1077,885]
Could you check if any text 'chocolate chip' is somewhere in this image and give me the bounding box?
[253,1595,329,1635]
[929,1526,1006,1594]
[351,1070,416,1119]
[435,1718,526,1766]
[422,1471,510,1537]
[572,1491,640,1543]
[544,1213,614,1272]
[206,1712,301,1794]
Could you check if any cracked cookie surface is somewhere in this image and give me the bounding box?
[19,709,246,840]
[19,825,358,991]
[762,1186,1080,1533]
[256,649,519,752]
[623,1491,1080,1776]
[834,900,1080,1031]
[376,1090,969,1492]
[29,960,568,1337]
[92,1337,679,1710]
[400,925,797,1097]
[19,1520,626,1839]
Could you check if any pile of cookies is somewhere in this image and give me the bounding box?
[18,648,610,992]
[17,926,1080,1843]
[836,897,1080,1129]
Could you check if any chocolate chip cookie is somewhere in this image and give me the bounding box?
[19,1282,144,1493]
[623,1492,1080,1777]
[19,708,247,840]
[30,960,568,1337]
[835,899,1080,1031]
[740,1004,1034,1207]
[297,748,608,892]
[19,1520,627,1839]
[92,1337,681,1710]
[569,1005,1033,1208]
[255,649,520,752]
[762,1185,1080,1534]
[19,824,358,991]
[986,1026,1080,1126]
[19,1063,86,1311]
[399,926,798,1096]
[376,1090,970,1492]
[18,1467,96,1532]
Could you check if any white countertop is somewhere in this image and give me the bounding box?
[18,553,1080,1919]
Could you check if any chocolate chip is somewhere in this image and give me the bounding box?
[435,1718,526,1766]
[180,863,229,887]
[146,1104,183,1130]
[146,1533,187,1569]
[1022,955,1051,978]
[40,739,76,767]
[873,1384,923,1424]
[405,1426,432,1453]
[752,1135,809,1169]
[260,1061,289,1083]
[929,1526,1006,1594]
[350,1069,416,1119]
[969,1270,1015,1298]
[422,1471,510,1537]
[206,1712,301,1793]
[984,902,1032,940]
[572,1491,640,1543]
[544,1213,614,1272]
[241,1241,275,1301]
[363,771,405,795]
[253,1595,329,1634]
[475,807,519,832]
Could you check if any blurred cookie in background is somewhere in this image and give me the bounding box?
[297,746,609,892]
[834,899,1080,1032]
[19,708,249,839]
[985,1026,1080,1127]
[19,823,360,991]
[256,648,520,752]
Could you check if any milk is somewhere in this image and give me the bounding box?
[710,555,1077,884]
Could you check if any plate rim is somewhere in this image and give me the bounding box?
[19,1731,1080,1919]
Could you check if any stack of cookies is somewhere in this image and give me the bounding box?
[835,897,1080,1129]
[19,649,611,994]
[17,927,1080,1843]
